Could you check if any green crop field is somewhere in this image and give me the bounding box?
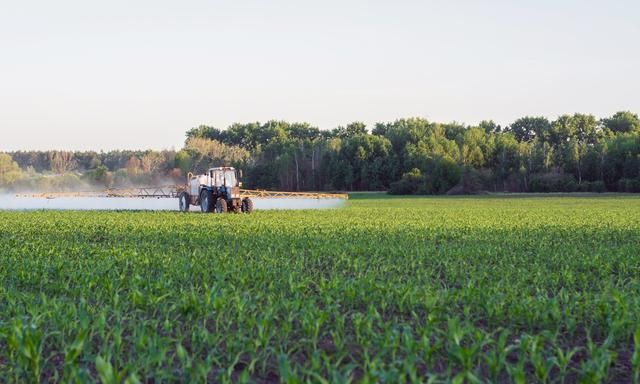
[1,195,640,383]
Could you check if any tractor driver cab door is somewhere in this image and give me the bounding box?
[222,170,236,187]
[211,170,223,187]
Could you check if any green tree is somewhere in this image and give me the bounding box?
[478,120,501,134]
[551,114,600,184]
[0,154,24,188]
[185,125,225,142]
[338,134,392,190]
[332,121,368,139]
[460,127,494,168]
[508,116,551,142]
[175,150,193,175]
[185,137,249,174]
[601,111,640,134]
[493,133,521,191]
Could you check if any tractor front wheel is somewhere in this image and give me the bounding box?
[241,198,254,214]
[215,198,228,213]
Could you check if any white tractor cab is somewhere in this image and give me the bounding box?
[178,167,253,214]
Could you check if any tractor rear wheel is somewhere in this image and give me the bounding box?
[215,198,228,213]
[241,198,254,214]
[178,192,190,212]
[200,190,213,213]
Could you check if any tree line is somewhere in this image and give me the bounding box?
[2,111,640,194]
[0,150,180,192]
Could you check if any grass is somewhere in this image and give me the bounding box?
[1,196,640,382]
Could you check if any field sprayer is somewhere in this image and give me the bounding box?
[178,167,250,213]
[15,166,348,213]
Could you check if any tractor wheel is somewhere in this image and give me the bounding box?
[241,198,254,214]
[215,198,228,213]
[178,192,190,212]
[200,190,213,213]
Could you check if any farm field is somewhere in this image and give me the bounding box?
[1,195,640,382]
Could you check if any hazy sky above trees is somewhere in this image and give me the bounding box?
[1,0,639,150]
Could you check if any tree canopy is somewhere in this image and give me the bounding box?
[4,111,640,194]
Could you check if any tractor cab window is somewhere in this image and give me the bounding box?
[222,170,236,186]
[211,171,222,186]
[211,170,237,186]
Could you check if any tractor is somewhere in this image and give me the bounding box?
[178,167,253,214]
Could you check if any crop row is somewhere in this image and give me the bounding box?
[1,196,639,382]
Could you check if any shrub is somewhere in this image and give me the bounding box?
[390,157,462,195]
[530,173,578,192]
[587,181,607,193]
[389,168,425,195]
[619,178,640,192]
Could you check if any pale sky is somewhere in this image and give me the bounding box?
[1,0,639,151]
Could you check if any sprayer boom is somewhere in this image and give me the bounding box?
[16,186,348,200]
